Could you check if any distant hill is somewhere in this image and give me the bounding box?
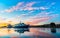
[30,24,60,28]
[14,22,60,28]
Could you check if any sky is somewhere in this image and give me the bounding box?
[0,0,60,25]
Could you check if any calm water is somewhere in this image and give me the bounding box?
[0,28,60,38]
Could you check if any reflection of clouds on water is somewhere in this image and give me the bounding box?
[0,28,18,36]
[0,28,57,38]
[29,28,54,36]
[11,32,55,38]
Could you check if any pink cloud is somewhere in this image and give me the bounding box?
[12,2,24,10]
[3,2,36,12]
[2,2,52,13]
[22,7,34,10]
[25,2,36,7]
[4,2,24,13]
[22,2,49,10]
[26,16,50,25]
[25,11,59,25]
[21,2,36,11]
[1,2,55,13]
[4,9,13,13]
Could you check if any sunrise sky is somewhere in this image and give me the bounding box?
[0,0,60,25]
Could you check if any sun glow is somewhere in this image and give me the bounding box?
[0,23,8,27]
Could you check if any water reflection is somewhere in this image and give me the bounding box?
[50,22,56,33]
[15,28,29,33]
[14,28,56,33]
[51,28,56,33]
[0,28,59,38]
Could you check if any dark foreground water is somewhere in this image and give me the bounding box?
[0,28,60,38]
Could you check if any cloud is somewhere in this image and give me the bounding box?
[25,15,52,25]
[25,11,59,25]
[0,1,55,13]
[4,9,13,13]
[4,2,36,13]
[20,2,36,11]
[39,7,49,10]
[0,1,56,13]
[0,11,58,25]
[0,10,58,25]
[0,17,7,23]
[0,2,51,13]
[25,2,36,7]
[4,2,24,13]
[26,17,50,25]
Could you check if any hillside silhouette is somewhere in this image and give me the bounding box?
[0,22,60,28]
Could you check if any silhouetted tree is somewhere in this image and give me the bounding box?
[50,22,56,33]
[50,22,56,28]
